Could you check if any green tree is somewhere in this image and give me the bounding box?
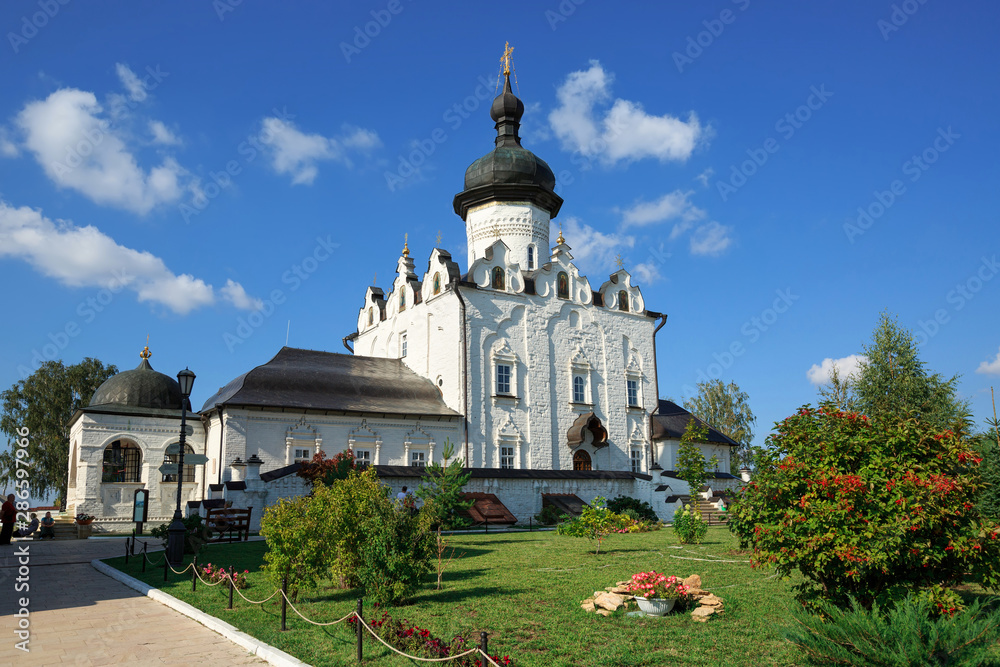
[556,496,627,554]
[851,312,970,429]
[674,419,718,497]
[973,396,1000,521]
[683,379,756,469]
[816,364,857,412]
[416,439,472,530]
[730,405,1000,608]
[0,358,117,503]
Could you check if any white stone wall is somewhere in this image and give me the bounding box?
[465,202,550,270]
[67,411,207,523]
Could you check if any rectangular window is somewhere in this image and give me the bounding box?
[630,448,643,474]
[354,449,371,465]
[572,375,585,403]
[496,364,511,395]
[500,446,515,469]
[626,379,639,407]
[401,333,408,358]
[410,450,426,467]
[293,447,312,464]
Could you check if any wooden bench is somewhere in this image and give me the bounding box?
[205,507,252,543]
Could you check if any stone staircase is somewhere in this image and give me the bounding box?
[693,499,729,526]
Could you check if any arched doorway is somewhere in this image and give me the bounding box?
[573,450,592,471]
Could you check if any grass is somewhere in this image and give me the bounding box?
[104,527,807,666]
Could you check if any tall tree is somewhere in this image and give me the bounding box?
[0,358,117,503]
[674,418,718,497]
[816,364,857,412]
[683,379,756,469]
[852,312,970,429]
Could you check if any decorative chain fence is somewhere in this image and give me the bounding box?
[122,536,507,666]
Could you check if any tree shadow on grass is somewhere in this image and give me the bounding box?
[415,584,524,605]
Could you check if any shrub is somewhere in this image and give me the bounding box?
[606,495,659,522]
[297,449,356,487]
[534,505,568,525]
[150,514,207,555]
[786,593,1000,666]
[556,496,628,554]
[350,609,514,665]
[730,406,1000,608]
[260,487,337,597]
[200,562,250,589]
[672,504,708,544]
[355,497,436,604]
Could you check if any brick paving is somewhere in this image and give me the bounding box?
[0,537,266,666]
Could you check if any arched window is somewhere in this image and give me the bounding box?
[572,375,586,403]
[433,272,441,295]
[573,450,592,471]
[399,289,406,311]
[492,267,505,290]
[618,290,629,312]
[162,444,196,483]
[102,440,142,483]
[527,245,535,270]
[557,272,569,299]
[367,307,373,326]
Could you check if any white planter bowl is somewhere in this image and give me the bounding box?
[634,596,676,617]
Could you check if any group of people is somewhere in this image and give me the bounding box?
[0,493,56,544]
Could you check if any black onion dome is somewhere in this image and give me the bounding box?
[454,71,563,220]
[89,357,185,410]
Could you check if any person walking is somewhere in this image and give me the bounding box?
[0,493,16,545]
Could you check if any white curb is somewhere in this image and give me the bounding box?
[91,558,310,667]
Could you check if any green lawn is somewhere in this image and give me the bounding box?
[105,528,807,666]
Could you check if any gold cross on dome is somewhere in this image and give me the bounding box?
[402,233,410,258]
[373,272,377,285]
[556,222,565,245]
[615,253,625,269]
[436,230,442,246]
[501,42,514,76]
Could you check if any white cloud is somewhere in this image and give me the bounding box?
[0,200,258,314]
[976,348,1000,376]
[621,190,705,229]
[695,167,714,187]
[632,261,662,284]
[689,221,733,256]
[807,354,867,386]
[115,63,147,102]
[221,279,263,311]
[0,128,18,157]
[548,61,704,166]
[550,216,634,273]
[149,120,180,145]
[15,88,195,214]
[260,117,380,185]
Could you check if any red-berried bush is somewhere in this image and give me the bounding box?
[730,405,1000,610]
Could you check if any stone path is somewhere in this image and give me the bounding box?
[0,537,266,666]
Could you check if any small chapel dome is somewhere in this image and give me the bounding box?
[89,347,187,410]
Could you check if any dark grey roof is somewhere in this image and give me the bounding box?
[260,462,303,483]
[89,358,189,411]
[657,471,738,481]
[651,400,740,446]
[374,465,651,481]
[200,347,460,418]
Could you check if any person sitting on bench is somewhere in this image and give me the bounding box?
[15,513,39,538]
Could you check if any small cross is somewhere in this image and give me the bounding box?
[501,42,514,76]
[614,253,624,269]
[493,222,501,239]
[436,230,442,246]
[373,272,377,285]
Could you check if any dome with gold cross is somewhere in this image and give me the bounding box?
[88,346,188,411]
[453,43,563,221]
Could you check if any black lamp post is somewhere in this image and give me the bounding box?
[166,368,196,565]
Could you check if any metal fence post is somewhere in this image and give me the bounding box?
[356,598,364,661]
[141,542,147,573]
[228,566,235,610]
[480,631,488,660]
[192,555,198,592]
[280,569,288,631]
[163,552,169,582]
[124,538,130,566]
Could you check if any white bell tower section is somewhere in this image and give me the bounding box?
[466,201,550,269]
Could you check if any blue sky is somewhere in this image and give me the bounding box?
[1,0,999,467]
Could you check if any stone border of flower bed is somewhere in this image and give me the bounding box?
[580,574,725,621]
[92,558,308,667]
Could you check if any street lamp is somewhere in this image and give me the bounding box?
[166,368,196,565]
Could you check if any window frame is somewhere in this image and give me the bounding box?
[102,440,142,484]
[401,332,408,358]
[626,378,640,408]
[527,245,535,270]
[162,444,196,483]
[500,445,515,470]
[630,448,643,474]
[496,363,512,395]
[410,450,426,468]
[572,375,586,403]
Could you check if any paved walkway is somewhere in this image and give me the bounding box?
[0,537,266,666]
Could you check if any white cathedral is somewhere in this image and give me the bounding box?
[65,62,742,530]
